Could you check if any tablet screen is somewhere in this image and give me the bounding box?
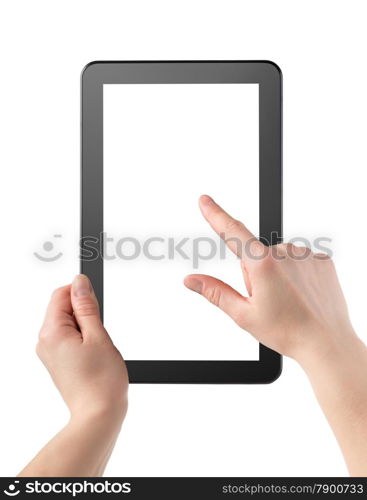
[103,83,259,360]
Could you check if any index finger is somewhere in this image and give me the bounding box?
[39,285,79,341]
[43,285,73,325]
[199,195,263,259]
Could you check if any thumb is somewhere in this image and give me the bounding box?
[184,274,250,329]
[71,274,103,337]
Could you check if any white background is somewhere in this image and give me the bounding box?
[104,83,259,360]
[0,0,366,477]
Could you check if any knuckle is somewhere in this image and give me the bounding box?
[290,245,311,259]
[296,245,308,253]
[38,327,48,342]
[51,286,67,300]
[256,250,273,269]
[225,218,243,234]
[314,252,332,262]
[74,296,99,317]
[281,242,292,248]
[246,240,267,261]
[205,286,222,308]
[35,341,42,357]
[278,242,293,253]
[251,253,274,277]
[35,338,49,358]
[37,329,53,347]
[278,242,289,249]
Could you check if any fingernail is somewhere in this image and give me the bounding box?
[200,194,214,205]
[72,274,92,297]
[185,278,203,294]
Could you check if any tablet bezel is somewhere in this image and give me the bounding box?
[81,60,282,383]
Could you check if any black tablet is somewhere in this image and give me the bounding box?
[81,61,282,384]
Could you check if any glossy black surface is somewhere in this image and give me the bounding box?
[81,61,282,383]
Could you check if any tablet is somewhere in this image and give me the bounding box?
[81,61,282,383]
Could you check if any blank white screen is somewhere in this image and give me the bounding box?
[104,83,259,360]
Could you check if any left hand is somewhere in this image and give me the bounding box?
[36,274,129,423]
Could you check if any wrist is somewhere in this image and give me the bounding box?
[69,401,127,431]
[295,326,364,375]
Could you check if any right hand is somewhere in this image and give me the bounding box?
[184,195,357,365]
